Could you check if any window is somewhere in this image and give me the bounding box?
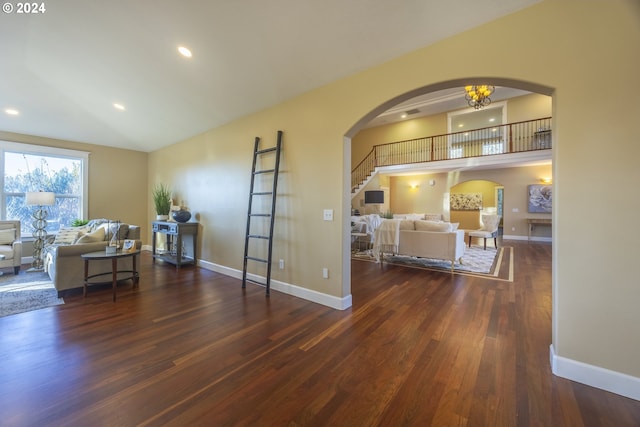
[1,141,89,236]
[449,146,463,159]
[482,141,505,155]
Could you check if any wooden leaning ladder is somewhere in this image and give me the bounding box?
[242,131,283,295]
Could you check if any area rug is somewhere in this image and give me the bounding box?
[353,245,513,281]
[0,272,64,318]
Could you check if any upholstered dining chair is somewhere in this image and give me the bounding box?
[468,214,501,250]
[0,220,22,275]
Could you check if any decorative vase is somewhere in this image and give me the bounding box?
[156,214,169,221]
[172,209,191,223]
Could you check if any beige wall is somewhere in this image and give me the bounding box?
[0,131,149,243]
[352,113,448,169]
[147,0,640,385]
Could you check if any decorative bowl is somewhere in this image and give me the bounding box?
[172,209,191,223]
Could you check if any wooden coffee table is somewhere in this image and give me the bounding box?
[81,250,140,302]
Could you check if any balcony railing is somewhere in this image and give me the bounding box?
[352,117,551,192]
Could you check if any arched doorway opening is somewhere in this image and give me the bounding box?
[344,78,554,301]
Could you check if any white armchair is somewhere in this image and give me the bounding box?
[468,214,501,250]
[0,220,22,275]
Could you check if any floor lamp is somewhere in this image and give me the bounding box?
[26,191,55,272]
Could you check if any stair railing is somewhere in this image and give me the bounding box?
[352,117,551,192]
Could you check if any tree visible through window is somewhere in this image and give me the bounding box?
[2,142,88,236]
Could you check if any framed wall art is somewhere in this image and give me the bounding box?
[450,193,482,210]
[528,184,552,213]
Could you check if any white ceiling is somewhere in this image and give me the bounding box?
[365,87,531,128]
[0,0,540,152]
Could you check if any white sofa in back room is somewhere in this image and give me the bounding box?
[374,219,465,271]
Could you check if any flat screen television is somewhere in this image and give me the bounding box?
[364,190,384,204]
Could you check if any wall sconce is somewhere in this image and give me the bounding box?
[428,179,436,187]
[410,183,419,189]
[540,177,552,184]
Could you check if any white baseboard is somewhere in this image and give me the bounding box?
[550,344,640,401]
[502,234,552,243]
[198,259,352,311]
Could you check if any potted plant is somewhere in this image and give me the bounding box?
[152,184,171,220]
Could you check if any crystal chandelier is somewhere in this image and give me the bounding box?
[464,85,495,109]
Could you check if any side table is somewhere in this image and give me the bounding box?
[81,250,140,302]
[151,221,198,269]
[527,218,552,242]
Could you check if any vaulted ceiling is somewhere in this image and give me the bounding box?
[0,0,540,152]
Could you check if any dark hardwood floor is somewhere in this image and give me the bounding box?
[1,242,639,426]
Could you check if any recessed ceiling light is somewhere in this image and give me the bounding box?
[178,46,192,58]
[113,103,125,111]
[489,118,496,122]
[458,123,464,128]
[400,113,408,119]
[5,108,19,116]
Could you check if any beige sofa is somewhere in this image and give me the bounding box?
[44,219,141,295]
[376,219,465,270]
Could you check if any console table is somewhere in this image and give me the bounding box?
[152,221,198,269]
[527,218,552,241]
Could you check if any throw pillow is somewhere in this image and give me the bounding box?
[53,227,80,244]
[405,213,425,221]
[424,213,442,221]
[450,222,460,231]
[0,228,15,245]
[96,223,111,240]
[75,227,106,244]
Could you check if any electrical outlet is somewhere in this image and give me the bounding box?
[322,267,329,279]
[323,209,333,221]
[279,259,284,269]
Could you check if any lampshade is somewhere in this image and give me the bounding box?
[26,191,55,206]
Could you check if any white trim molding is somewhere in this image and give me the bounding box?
[550,344,640,401]
[198,259,353,311]
[502,235,552,243]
